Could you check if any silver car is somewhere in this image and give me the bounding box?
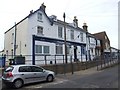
[2,65,55,88]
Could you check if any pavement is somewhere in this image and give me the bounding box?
[1,62,118,89]
[56,61,119,79]
[56,66,101,79]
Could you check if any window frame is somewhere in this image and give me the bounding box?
[37,26,43,35]
[35,45,42,54]
[43,46,50,54]
[37,12,42,22]
[56,44,63,55]
[80,32,84,42]
[35,45,50,54]
[70,30,74,40]
[58,26,63,38]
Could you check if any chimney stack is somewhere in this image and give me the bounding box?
[73,16,78,27]
[40,3,46,12]
[82,23,88,32]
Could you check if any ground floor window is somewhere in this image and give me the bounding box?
[43,46,49,54]
[56,44,63,54]
[35,45,49,54]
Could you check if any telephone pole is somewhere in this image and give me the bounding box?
[63,12,67,63]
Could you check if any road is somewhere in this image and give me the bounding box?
[1,64,119,89]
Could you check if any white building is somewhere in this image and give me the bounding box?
[4,4,88,65]
[82,23,101,61]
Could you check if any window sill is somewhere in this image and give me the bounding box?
[35,53,51,56]
[37,20,43,23]
[37,34,44,36]
[55,54,64,56]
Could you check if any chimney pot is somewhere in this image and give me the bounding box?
[83,23,88,32]
[73,16,78,27]
[40,3,46,12]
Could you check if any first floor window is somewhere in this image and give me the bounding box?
[71,30,74,40]
[58,26,63,38]
[37,26,43,35]
[56,44,63,54]
[80,33,84,42]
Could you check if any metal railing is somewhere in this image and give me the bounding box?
[0,52,119,74]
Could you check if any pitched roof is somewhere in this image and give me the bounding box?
[54,19,86,33]
[5,5,53,34]
[5,4,86,34]
[93,31,110,42]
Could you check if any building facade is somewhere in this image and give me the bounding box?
[4,4,89,65]
[93,31,111,55]
[82,23,101,61]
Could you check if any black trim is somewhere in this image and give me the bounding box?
[34,35,86,46]
[32,35,86,65]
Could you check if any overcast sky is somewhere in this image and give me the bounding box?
[0,0,119,51]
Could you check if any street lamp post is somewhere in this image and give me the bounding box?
[63,13,67,64]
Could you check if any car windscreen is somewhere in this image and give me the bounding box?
[4,66,14,72]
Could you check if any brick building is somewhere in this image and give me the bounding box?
[93,31,110,55]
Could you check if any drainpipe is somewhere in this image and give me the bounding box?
[14,22,17,57]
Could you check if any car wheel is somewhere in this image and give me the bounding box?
[13,79,23,88]
[47,75,53,82]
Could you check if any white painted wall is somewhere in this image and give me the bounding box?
[4,18,28,65]
[4,8,88,65]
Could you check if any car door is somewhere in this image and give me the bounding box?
[31,66,46,82]
[19,66,35,84]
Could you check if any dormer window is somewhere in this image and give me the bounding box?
[37,12,42,22]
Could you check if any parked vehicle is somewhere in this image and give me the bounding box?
[2,65,55,88]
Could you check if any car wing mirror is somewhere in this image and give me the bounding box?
[43,70,45,73]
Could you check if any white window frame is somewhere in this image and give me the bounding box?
[56,44,63,55]
[80,32,84,42]
[70,30,74,40]
[37,26,43,35]
[35,45,50,54]
[37,12,42,22]
[43,46,50,54]
[35,45,42,54]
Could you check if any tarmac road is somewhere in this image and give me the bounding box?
[1,64,119,89]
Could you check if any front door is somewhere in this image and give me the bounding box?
[74,46,77,62]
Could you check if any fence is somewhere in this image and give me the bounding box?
[0,52,119,74]
[96,53,119,70]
